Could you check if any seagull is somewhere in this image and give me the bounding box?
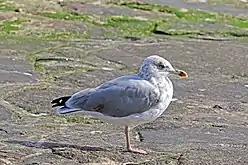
[51,55,188,154]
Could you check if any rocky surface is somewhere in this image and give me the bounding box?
[0,0,248,164]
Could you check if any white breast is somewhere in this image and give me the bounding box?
[153,77,174,116]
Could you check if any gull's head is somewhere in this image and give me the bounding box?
[140,55,188,78]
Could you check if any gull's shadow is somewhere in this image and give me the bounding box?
[5,140,106,151]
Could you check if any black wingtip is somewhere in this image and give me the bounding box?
[51,104,57,108]
[51,96,71,107]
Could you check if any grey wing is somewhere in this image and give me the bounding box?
[65,88,95,109]
[67,78,160,117]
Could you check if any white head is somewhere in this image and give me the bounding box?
[139,55,188,79]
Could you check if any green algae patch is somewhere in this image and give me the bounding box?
[41,31,88,40]
[0,18,26,34]
[37,11,157,37]
[37,11,89,21]
[0,0,15,11]
[112,1,248,29]
[1,1,248,42]
[101,16,155,36]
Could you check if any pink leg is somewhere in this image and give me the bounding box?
[125,126,147,154]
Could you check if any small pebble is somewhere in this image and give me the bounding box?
[90,131,102,135]
[240,0,247,3]
[179,8,188,12]
[198,88,206,92]
[14,8,23,13]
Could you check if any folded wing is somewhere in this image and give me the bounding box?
[61,75,160,117]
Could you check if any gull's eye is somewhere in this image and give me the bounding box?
[157,64,165,69]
